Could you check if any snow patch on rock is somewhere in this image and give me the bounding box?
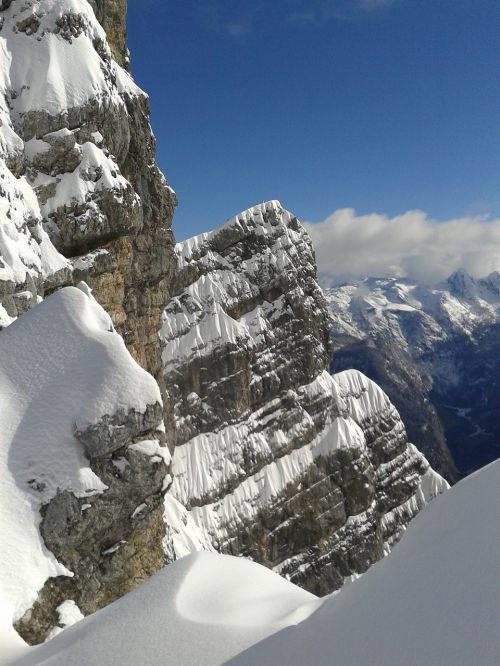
[0,286,161,624]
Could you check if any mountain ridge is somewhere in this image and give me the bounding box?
[325,269,500,478]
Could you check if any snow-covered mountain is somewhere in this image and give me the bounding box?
[0,193,447,645]
[0,0,177,643]
[0,286,168,644]
[2,459,497,666]
[325,270,500,478]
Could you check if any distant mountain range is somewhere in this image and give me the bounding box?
[325,269,500,480]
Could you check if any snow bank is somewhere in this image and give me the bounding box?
[4,462,497,666]
[2,0,140,120]
[6,553,319,666]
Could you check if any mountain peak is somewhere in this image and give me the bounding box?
[446,268,479,299]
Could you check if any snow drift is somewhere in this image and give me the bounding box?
[2,459,498,666]
[2,552,319,666]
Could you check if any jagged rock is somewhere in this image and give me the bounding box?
[0,0,177,642]
[161,201,448,593]
[0,0,451,649]
[88,0,128,69]
[75,402,164,459]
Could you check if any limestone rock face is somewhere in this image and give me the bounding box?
[0,0,450,648]
[161,201,448,594]
[0,0,176,390]
[0,0,176,644]
[88,0,128,68]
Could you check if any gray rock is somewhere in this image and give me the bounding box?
[16,437,169,644]
[75,402,164,459]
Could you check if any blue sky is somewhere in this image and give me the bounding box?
[127,0,500,244]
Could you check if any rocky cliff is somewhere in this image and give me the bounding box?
[0,0,450,648]
[0,286,169,644]
[0,0,175,644]
[162,201,448,595]
[0,0,176,391]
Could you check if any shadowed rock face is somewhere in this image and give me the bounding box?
[88,0,128,68]
[161,201,448,595]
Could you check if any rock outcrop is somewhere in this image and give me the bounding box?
[0,0,175,643]
[0,286,170,645]
[0,0,176,391]
[161,201,448,594]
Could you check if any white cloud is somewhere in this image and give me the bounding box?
[303,209,500,285]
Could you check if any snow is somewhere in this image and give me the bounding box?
[4,553,319,666]
[71,249,109,272]
[0,161,53,287]
[128,439,171,466]
[0,286,162,626]
[0,0,154,316]
[332,368,392,421]
[176,200,291,270]
[163,496,215,560]
[162,299,254,370]
[169,368,445,550]
[169,372,349,510]
[37,142,136,218]
[45,601,84,641]
[229,459,500,666]
[161,205,313,373]
[3,463,497,666]
[2,0,140,119]
[324,272,500,351]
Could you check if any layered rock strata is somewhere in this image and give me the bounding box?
[0,0,176,389]
[0,0,175,644]
[0,0,450,646]
[161,201,448,594]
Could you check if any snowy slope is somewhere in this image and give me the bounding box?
[3,461,497,666]
[230,459,500,666]
[1,553,319,666]
[0,286,162,628]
